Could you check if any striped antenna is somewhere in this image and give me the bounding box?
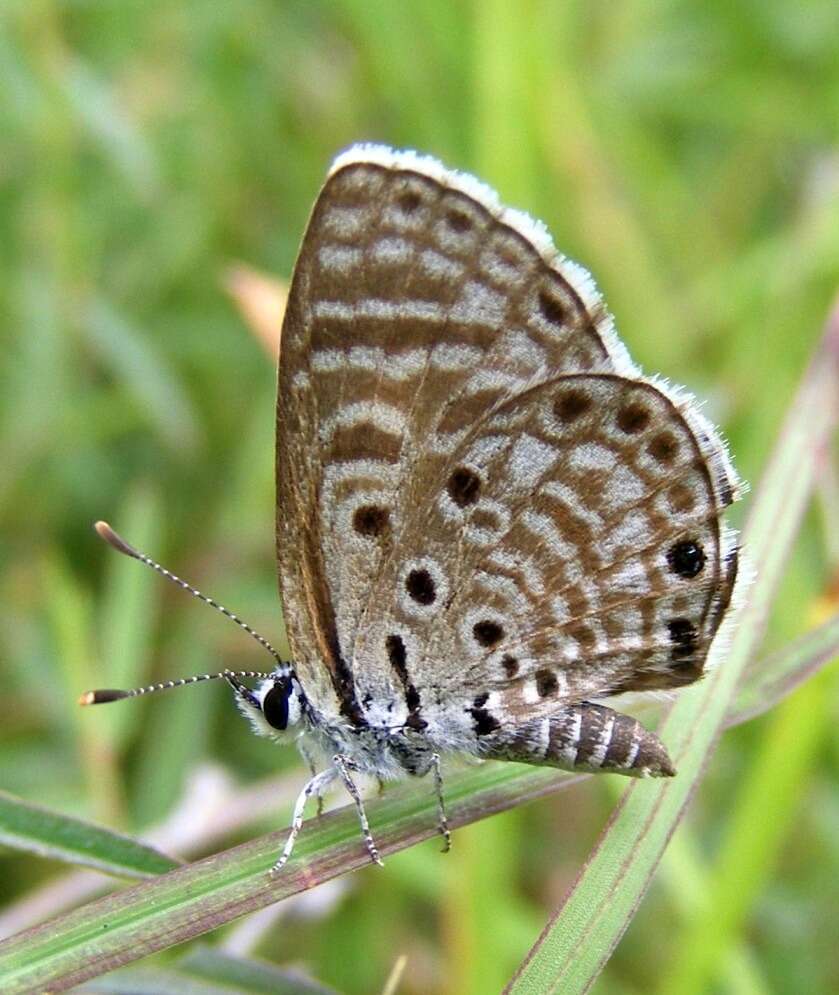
[79,670,274,706]
[93,520,286,666]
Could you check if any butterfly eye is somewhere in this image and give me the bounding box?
[262,680,291,731]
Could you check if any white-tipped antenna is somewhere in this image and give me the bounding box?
[94,521,285,665]
[80,521,287,707]
[79,669,273,706]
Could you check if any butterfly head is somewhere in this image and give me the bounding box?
[234,668,307,741]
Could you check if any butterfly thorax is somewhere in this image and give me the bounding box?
[245,668,445,780]
[303,706,439,780]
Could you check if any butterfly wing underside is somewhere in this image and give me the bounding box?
[276,145,740,737]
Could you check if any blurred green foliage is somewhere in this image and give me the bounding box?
[1,2,838,993]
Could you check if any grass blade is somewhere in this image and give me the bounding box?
[177,946,341,994]
[728,608,839,727]
[0,764,584,993]
[504,297,839,994]
[0,790,179,880]
[70,947,342,994]
[658,665,835,995]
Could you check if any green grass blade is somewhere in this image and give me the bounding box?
[178,946,341,994]
[83,296,202,453]
[657,832,771,995]
[97,484,163,750]
[504,299,839,995]
[728,608,839,727]
[0,790,179,879]
[70,968,243,994]
[0,765,585,994]
[66,947,343,994]
[44,554,123,829]
[658,666,836,995]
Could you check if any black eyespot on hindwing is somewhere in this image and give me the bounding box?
[668,618,698,659]
[554,389,591,423]
[667,540,705,578]
[535,668,558,698]
[501,654,519,678]
[398,190,421,213]
[539,289,568,326]
[446,209,472,232]
[473,620,504,647]
[447,467,481,507]
[406,568,436,605]
[469,692,500,736]
[353,504,390,537]
[616,403,650,434]
[649,432,678,463]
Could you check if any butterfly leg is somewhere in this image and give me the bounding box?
[430,753,451,853]
[477,702,676,778]
[271,765,338,874]
[332,753,384,867]
[298,741,324,817]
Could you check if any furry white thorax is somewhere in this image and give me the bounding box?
[235,668,441,781]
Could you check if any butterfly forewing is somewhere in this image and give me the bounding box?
[276,146,740,740]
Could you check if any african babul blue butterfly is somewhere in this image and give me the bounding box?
[82,145,741,871]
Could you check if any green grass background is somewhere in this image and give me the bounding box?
[2,2,838,992]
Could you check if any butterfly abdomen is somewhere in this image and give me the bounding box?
[479,702,675,778]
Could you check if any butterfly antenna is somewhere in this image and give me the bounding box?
[79,669,274,706]
[88,519,286,677]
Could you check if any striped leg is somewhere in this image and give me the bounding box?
[332,754,384,867]
[271,766,338,874]
[431,753,451,852]
[479,703,675,778]
[298,741,324,817]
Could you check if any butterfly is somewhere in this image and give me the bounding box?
[84,145,741,871]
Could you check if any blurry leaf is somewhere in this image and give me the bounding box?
[657,831,771,995]
[98,484,163,749]
[0,268,69,511]
[339,0,467,155]
[504,299,839,995]
[473,0,542,205]
[178,946,340,994]
[659,666,835,995]
[729,608,839,728]
[129,637,215,828]
[223,264,287,359]
[44,554,123,828]
[71,950,341,995]
[0,790,179,879]
[64,58,160,199]
[72,968,239,994]
[84,297,202,453]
